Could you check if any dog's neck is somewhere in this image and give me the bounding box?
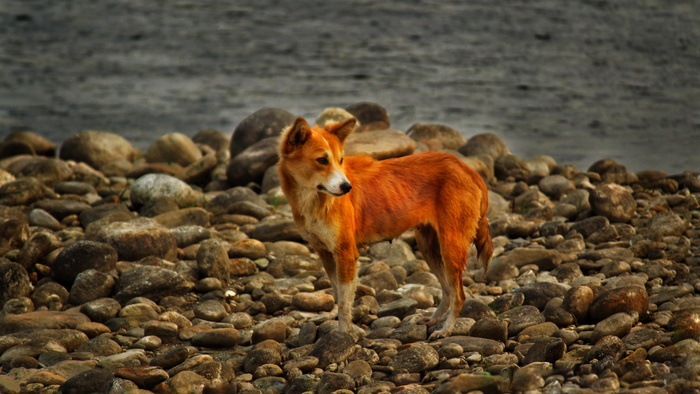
[280,172,335,226]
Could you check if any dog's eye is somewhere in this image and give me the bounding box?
[340,157,344,165]
[316,157,329,165]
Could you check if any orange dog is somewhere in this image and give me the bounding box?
[278,117,492,338]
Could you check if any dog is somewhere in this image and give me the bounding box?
[278,117,493,338]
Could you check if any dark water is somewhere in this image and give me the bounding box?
[1,0,699,173]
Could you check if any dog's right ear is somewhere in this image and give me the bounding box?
[282,117,311,154]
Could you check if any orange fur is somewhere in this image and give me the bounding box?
[278,117,493,337]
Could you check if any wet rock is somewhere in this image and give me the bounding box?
[89,218,177,261]
[51,240,118,287]
[406,123,466,150]
[0,260,31,305]
[668,308,700,343]
[562,286,594,323]
[227,136,279,186]
[345,129,416,160]
[589,184,636,223]
[69,269,116,305]
[130,173,198,209]
[59,130,139,173]
[229,108,296,158]
[589,286,649,322]
[345,102,391,131]
[145,132,202,166]
[389,343,439,373]
[114,265,193,304]
[0,177,46,206]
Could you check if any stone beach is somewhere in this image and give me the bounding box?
[1,103,700,393]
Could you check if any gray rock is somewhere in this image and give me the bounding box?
[523,338,566,364]
[69,269,115,305]
[646,212,688,237]
[499,305,546,336]
[80,298,122,322]
[76,335,122,356]
[193,300,228,322]
[205,186,267,215]
[458,132,509,161]
[130,173,198,209]
[79,203,132,228]
[569,215,609,238]
[170,225,211,248]
[28,208,62,230]
[377,298,418,319]
[622,327,663,351]
[89,218,178,262]
[229,108,296,158]
[51,240,118,287]
[514,282,568,311]
[245,217,304,242]
[591,311,638,343]
[114,265,193,304]
[539,175,575,198]
[227,136,279,186]
[389,324,428,344]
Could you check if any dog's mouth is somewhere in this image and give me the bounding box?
[317,184,351,197]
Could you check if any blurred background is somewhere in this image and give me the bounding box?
[1,0,698,173]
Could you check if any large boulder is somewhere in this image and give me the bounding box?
[59,131,139,172]
[229,108,296,158]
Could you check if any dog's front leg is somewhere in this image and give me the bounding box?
[334,246,358,333]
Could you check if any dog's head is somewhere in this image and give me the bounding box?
[279,117,356,196]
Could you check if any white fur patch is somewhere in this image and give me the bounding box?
[322,170,350,196]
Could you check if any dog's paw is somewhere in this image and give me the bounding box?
[416,316,439,327]
[428,328,451,340]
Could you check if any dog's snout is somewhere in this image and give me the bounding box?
[340,182,352,194]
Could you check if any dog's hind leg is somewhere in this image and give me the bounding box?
[415,225,451,328]
[429,233,468,339]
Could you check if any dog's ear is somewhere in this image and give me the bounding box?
[282,117,311,154]
[329,118,356,144]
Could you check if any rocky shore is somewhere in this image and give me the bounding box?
[1,103,699,393]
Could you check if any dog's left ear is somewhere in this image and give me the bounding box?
[282,117,311,154]
[329,118,356,144]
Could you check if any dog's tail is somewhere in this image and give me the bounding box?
[475,189,493,273]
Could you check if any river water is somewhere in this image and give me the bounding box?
[1,0,699,173]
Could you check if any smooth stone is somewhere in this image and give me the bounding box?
[469,316,508,343]
[28,208,63,230]
[193,299,228,322]
[622,327,663,351]
[76,336,122,356]
[81,298,122,323]
[292,291,335,312]
[227,136,279,186]
[523,338,566,364]
[229,238,268,260]
[205,186,267,215]
[245,217,304,242]
[59,130,138,172]
[0,311,90,335]
[115,365,169,389]
[389,343,439,373]
[191,328,240,347]
[345,102,391,131]
[145,132,202,166]
[309,330,356,369]
[153,207,209,228]
[57,369,115,394]
[88,217,177,261]
[244,341,282,373]
[0,177,45,206]
[589,286,649,322]
[130,173,198,209]
[458,133,509,161]
[511,362,553,392]
[318,372,355,394]
[345,129,416,160]
[229,108,296,158]
[440,336,505,357]
[143,320,179,343]
[114,265,193,304]
[584,335,626,363]
[646,212,688,237]
[507,248,562,270]
[669,308,700,343]
[19,231,60,271]
[79,203,132,228]
[69,269,115,305]
[197,238,232,285]
[498,305,546,336]
[591,311,639,343]
[314,107,356,128]
[514,282,568,311]
[406,123,466,150]
[170,225,211,248]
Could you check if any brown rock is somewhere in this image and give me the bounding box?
[589,286,649,322]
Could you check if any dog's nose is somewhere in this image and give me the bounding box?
[340,182,352,194]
